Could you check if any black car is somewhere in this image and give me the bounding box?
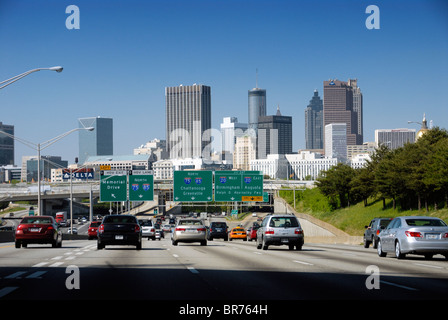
[364,218,392,248]
[207,221,228,241]
[97,215,142,250]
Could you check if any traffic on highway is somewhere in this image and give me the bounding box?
[1,210,448,307]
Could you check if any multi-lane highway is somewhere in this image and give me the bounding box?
[1,221,447,305]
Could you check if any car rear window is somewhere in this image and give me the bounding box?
[103,216,137,224]
[90,221,102,227]
[211,223,226,228]
[269,217,299,228]
[405,218,447,227]
[178,220,202,226]
[21,217,52,224]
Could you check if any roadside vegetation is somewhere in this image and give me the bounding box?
[280,127,448,236]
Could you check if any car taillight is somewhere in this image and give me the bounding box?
[197,228,206,232]
[150,228,155,232]
[443,233,448,239]
[98,224,104,234]
[295,228,303,235]
[405,231,422,238]
[135,225,141,233]
[176,227,186,232]
[265,228,274,235]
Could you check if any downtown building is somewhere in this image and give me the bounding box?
[0,122,14,166]
[323,79,362,147]
[165,84,211,159]
[78,116,113,164]
[375,128,416,150]
[304,90,324,150]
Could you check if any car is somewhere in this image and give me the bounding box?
[377,216,448,260]
[257,214,304,251]
[363,218,392,248]
[162,224,172,233]
[247,225,259,241]
[15,215,62,248]
[229,227,247,241]
[207,221,228,241]
[171,218,207,246]
[97,215,142,250]
[88,221,102,240]
[140,219,156,240]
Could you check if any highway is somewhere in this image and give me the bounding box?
[1,225,447,304]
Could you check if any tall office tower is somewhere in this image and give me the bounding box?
[0,122,14,165]
[348,79,363,142]
[248,87,266,133]
[233,135,257,171]
[304,90,323,149]
[375,128,416,150]
[325,123,347,163]
[78,117,113,164]
[323,79,361,146]
[257,105,292,158]
[165,84,211,159]
[220,117,248,163]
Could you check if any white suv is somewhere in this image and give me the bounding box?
[256,214,304,251]
[140,219,156,240]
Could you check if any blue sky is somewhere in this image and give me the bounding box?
[1,0,447,164]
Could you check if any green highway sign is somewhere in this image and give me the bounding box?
[129,170,154,201]
[100,170,128,202]
[173,171,213,202]
[214,171,263,202]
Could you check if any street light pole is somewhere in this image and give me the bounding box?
[0,66,63,89]
[0,127,94,215]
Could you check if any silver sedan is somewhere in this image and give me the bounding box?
[171,218,207,246]
[377,216,448,260]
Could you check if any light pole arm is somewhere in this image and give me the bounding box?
[0,67,63,89]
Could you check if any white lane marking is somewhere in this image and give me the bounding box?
[32,262,49,268]
[5,271,27,279]
[49,262,64,267]
[293,260,314,266]
[173,254,179,258]
[0,287,18,298]
[187,267,199,274]
[51,256,63,260]
[26,271,46,279]
[413,263,444,269]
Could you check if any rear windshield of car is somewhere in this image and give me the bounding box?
[90,221,102,227]
[269,217,299,228]
[178,220,203,226]
[211,223,226,228]
[405,218,447,227]
[379,219,392,227]
[103,216,137,224]
[21,217,52,224]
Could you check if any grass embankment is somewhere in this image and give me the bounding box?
[280,188,448,236]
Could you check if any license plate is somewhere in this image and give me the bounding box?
[186,229,197,233]
[425,234,439,240]
[281,238,289,243]
[115,235,124,240]
[30,228,40,232]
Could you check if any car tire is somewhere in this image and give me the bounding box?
[363,237,371,248]
[200,240,207,246]
[262,237,269,250]
[97,241,104,250]
[15,241,21,248]
[136,241,142,250]
[395,241,405,259]
[172,240,178,246]
[377,239,387,257]
[256,238,262,249]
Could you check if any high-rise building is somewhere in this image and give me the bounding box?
[325,123,347,163]
[165,84,211,159]
[78,117,113,164]
[248,87,266,132]
[375,128,416,149]
[304,90,323,149]
[257,105,292,158]
[233,135,256,170]
[220,117,248,163]
[323,79,361,146]
[348,79,363,142]
[0,122,14,165]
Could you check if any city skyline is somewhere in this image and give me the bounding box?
[1,0,447,164]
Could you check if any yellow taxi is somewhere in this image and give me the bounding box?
[229,227,247,241]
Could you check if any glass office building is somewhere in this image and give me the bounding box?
[0,122,14,165]
[248,87,266,132]
[78,117,113,164]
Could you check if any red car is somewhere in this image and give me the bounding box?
[88,221,102,240]
[15,215,62,248]
[247,226,259,241]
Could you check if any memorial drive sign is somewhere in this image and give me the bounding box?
[100,170,128,202]
[173,171,213,202]
[214,171,263,202]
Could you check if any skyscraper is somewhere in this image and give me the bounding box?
[348,79,363,142]
[323,79,361,146]
[78,116,113,164]
[0,122,14,165]
[304,90,323,149]
[165,84,211,159]
[325,123,347,163]
[248,87,266,133]
[257,105,292,158]
[220,117,248,163]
